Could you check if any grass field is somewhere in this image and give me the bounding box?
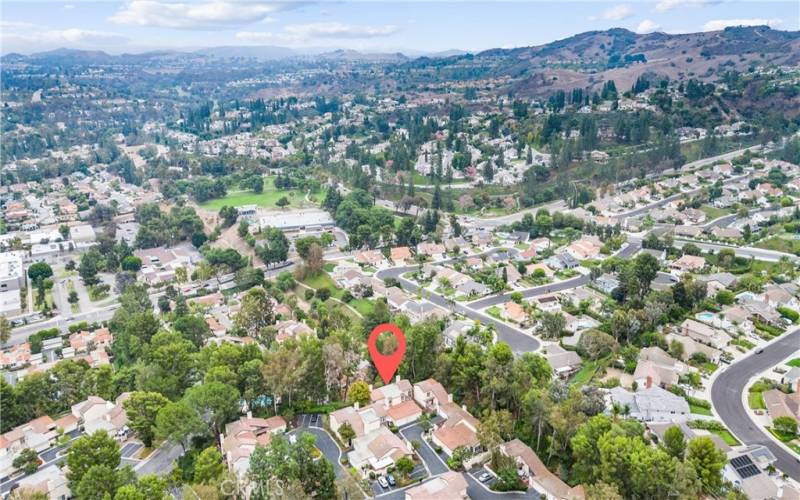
[199,177,321,210]
[570,361,599,386]
[699,205,733,220]
[349,299,375,316]
[712,429,740,446]
[748,391,766,410]
[689,403,713,416]
[754,236,800,256]
[787,358,800,368]
[300,272,343,299]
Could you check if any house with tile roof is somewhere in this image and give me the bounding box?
[221,414,287,478]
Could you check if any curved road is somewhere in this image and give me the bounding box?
[711,328,800,481]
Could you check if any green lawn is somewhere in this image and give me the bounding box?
[570,361,599,387]
[787,358,800,368]
[199,177,321,210]
[699,205,733,220]
[486,306,502,320]
[712,429,741,446]
[300,272,343,299]
[323,263,337,273]
[689,404,713,416]
[748,391,766,410]
[349,299,375,316]
[754,236,800,256]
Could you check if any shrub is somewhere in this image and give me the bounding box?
[316,287,331,301]
[304,289,315,301]
[778,306,799,323]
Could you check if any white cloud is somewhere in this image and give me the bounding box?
[2,28,129,50]
[283,22,397,39]
[703,18,783,31]
[636,19,661,34]
[63,4,75,10]
[655,0,716,13]
[601,4,634,21]
[109,1,298,30]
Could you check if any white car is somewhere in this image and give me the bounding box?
[377,476,389,489]
[478,472,492,482]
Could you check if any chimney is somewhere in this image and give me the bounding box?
[354,401,360,410]
[448,394,454,403]
[461,404,467,412]
[646,376,653,389]
[246,411,252,419]
[395,375,400,384]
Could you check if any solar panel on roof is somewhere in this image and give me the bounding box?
[737,464,761,479]
[730,455,753,468]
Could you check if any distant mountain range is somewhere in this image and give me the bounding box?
[3,26,798,97]
[1,45,468,64]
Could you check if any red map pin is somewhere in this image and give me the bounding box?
[368,323,406,384]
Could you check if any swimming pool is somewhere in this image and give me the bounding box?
[696,311,715,322]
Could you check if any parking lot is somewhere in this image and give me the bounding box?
[468,466,497,488]
[369,462,428,497]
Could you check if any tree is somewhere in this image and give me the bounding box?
[585,481,623,500]
[0,315,11,344]
[338,421,356,445]
[394,456,414,479]
[249,433,337,499]
[538,311,566,339]
[113,475,168,500]
[12,448,39,474]
[194,447,224,484]
[155,401,204,452]
[774,416,797,436]
[75,464,126,500]
[686,436,726,494]
[123,392,170,448]
[577,330,618,360]
[185,382,240,436]
[276,196,290,209]
[27,262,53,284]
[304,243,324,277]
[663,425,686,458]
[477,409,514,450]
[173,314,212,347]
[121,256,142,272]
[66,430,121,491]
[68,290,79,305]
[78,249,102,286]
[346,381,370,406]
[234,287,275,338]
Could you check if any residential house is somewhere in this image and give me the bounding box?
[11,465,69,500]
[386,287,411,311]
[330,403,383,440]
[542,344,582,378]
[0,342,32,369]
[405,471,468,500]
[456,280,489,298]
[71,393,130,436]
[530,237,552,252]
[417,242,446,260]
[723,446,780,500]
[605,386,690,422]
[497,263,521,284]
[431,403,480,456]
[680,319,731,349]
[763,389,800,421]
[471,231,493,249]
[565,236,603,261]
[762,285,800,310]
[595,273,620,294]
[664,333,722,364]
[349,426,412,478]
[670,255,706,275]
[402,300,449,324]
[781,367,800,392]
[355,250,384,267]
[221,414,287,478]
[503,301,527,324]
[390,247,413,265]
[69,328,112,353]
[443,320,475,348]
[711,227,742,240]
[274,320,314,344]
[499,439,585,500]
[533,294,561,313]
[633,347,689,388]
[413,379,452,414]
[526,263,554,278]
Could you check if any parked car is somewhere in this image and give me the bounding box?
[387,474,396,486]
[478,472,492,483]
[755,347,764,354]
[377,476,389,489]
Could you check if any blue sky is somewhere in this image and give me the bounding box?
[1,0,798,54]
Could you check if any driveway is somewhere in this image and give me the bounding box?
[711,328,800,481]
[293,414,345,478]
[399,423,448,476]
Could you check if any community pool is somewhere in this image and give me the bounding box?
[697,311,716,322]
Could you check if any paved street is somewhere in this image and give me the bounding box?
[711,328,800,481]
[399,423,448,476]
[134,442,183,477]
[673,239,799,263]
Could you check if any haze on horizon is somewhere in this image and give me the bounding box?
[2,0,799,56]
